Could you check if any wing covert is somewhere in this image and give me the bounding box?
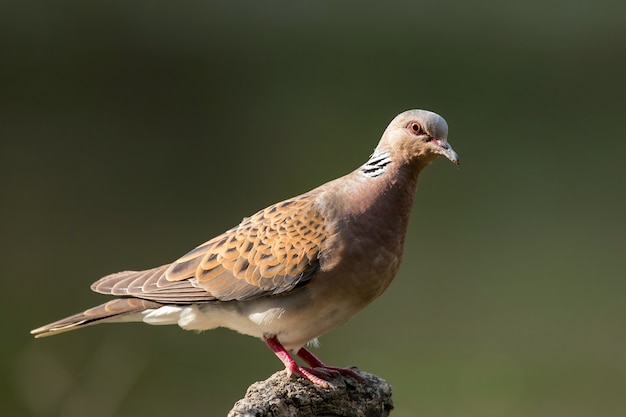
[165,195,327,301]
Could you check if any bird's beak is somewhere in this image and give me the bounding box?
[434,140,460,166]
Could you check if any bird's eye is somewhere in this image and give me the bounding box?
[408,122,423,135]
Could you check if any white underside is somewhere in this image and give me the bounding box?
[116,301,319,352]
[141,304,285,336]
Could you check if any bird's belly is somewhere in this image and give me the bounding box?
[142,303,279,340]
[140,291,357,352]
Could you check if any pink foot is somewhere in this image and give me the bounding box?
[264,336,360,388]
[297,346,362,382]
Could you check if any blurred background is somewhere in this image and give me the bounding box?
[2,1,625,416]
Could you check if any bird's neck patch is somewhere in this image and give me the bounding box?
[360,151,392,178]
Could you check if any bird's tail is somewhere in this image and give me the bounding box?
[30,298,163,338]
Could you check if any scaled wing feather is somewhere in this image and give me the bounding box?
[166,195,327,300]
[90,195,327,302]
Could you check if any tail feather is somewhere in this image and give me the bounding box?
[30,298,163,338]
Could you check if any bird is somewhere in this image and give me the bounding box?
[31,109,459,388]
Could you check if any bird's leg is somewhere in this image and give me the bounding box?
[264,336,331,388]
[296,346,362,381]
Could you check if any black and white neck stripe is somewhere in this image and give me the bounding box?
[360,152,392,178]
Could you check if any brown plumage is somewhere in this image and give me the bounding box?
[31,109,459,388]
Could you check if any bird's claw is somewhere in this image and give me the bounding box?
[293,365,362,387]
[288,364,331,388]
[266,337,361,388]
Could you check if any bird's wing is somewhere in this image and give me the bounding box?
[91,195,328,302]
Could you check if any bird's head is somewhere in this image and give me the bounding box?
[377,109,459,167]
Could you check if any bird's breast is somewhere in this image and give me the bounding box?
[312,173,419,308]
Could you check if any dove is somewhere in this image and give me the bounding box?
[31,109,459,387]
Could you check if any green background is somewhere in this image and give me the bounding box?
[2,1,625,416]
